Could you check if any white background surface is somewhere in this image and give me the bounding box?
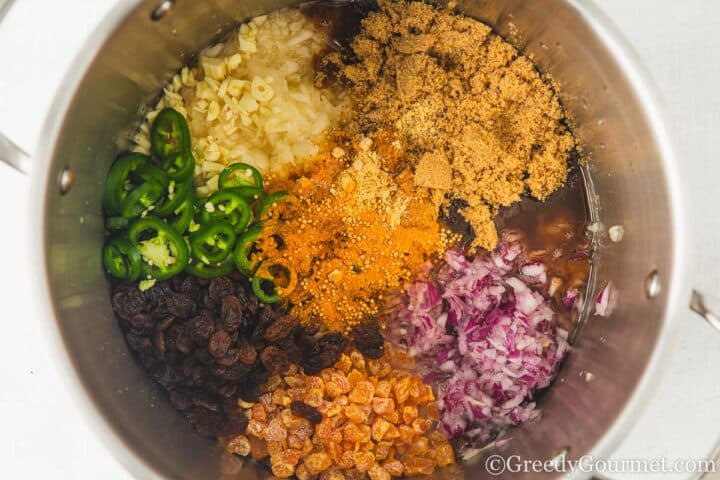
[0,1,719,478]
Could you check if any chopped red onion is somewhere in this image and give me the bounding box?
[595,281,618,317]
[392,242,569,450]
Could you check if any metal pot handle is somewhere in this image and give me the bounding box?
[0,0,31,174]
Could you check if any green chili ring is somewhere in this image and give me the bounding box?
[189,221,237,265]
[199,190,252,233]
[102,237,143,281]
[151,108,191,160]
[258,190,289,219]
[185,256,235,279]
[128,216,189,280]
[219,162,263,190]
[103,153,153,215]
[154,179,192,217]
[226,186,266,203]
[251,259,298,304]
[168,195,195,234]
[234,224,263,275]
[162,150,196,182]
[119,179,166,219]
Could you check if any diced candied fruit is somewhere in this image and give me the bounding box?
[415,384,435,403]
[337,450,355,469]
[317,418,343,444]
[277,448,303,466]
[271,461,295,478]
[434,443,456,467]
[305,452,333,474]
[226,434,251,456]
[382,459,404,477]
[344,423,367,443]
[372,397,395,415]
[296,464,311,480]
[345,404,370,424]
[350,351,366,370]
[368,465,391,480]
[321,470,346,480]
[349,381,375,405]
[347,369,364,388]
[272,388,291,406]
[305,388,324,407]
[288,387,308,401]
[335,354,353,373]
[325,372,351,398]
[267,440,284,456]
[307,376,325,391]
[411,418,429,434]
[408,377,423,399]
[408,437,429,456]
[384,424,400,440]
[288,434,305,450]
[371,418,393,442]
[265,418,288,442]
[402,405,418,424]
[374,381,392,398]
[353,451,375,473]
[246,419,266,438]
[373,441,393,461]
[398,425,415,443]
[367,359,392,378]
[336,395,349,407]
[248,435,269,460]
[393,377,411,404]
[285,375,306,387]
[250,404,267,422]
[403,456,436,476]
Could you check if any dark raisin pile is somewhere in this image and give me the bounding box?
[111,273,361,439]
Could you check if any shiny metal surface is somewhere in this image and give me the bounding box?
[28,0,685,479]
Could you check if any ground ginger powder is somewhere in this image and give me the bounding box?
[319,0,576,251]
[258,142,458,332]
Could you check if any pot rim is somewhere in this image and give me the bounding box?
[30,1,687,478]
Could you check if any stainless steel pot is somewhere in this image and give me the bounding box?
[0,0,703,478]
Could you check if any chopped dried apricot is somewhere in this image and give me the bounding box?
[373,441,393,461]
[321,470,346,480]
[372,397,395,415]
[367,359,392,378]
[344,423,367,443]
[271,461,295,478]
[305,452,333,474]
[382,410,400,424]
[398,425,415,443]
[393,377,411,404]
[335,354,353,373]
[371,418,393,442]
[226,435,251,456]
[349,381,375,404]
[347,369,364,388]
[345,404,370,424]
[250,404,267,422]
[434,443,456,467]
[403,456,436,476]
[296,464,311,480]
[305,388,324,407]
[337,450,355,469]
[368,465,391,480]
[285,375,306,387]
[265,418,288,442]
[408,437,429,456]
[353,451,375,473]
[267,440,284,456]
[350,351,366,370]
[411,418,429,434]
[246,419,266,438]
[402,405,418,424]
[374,381,392,398]
[382,459,404,477]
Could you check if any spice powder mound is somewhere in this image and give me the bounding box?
[258,141,458,332]
[319,0,577,251]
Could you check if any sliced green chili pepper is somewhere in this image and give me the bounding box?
[105,216,129,232]
[189,221,236,265]
[102,237,142,281]
[199,190,252,233]
[219,162,263,190]
[252,260,298,304]
[128,216,189,280]
[258,190,289,219]
[103,153,156,215]
[162,150,195,182]
[119,178,165,219]
[226,186,266,203]
[185,256,235,279]
[167,195,195,234]
[234,224,263,275]
[154,179,192,217]
[151,108,191,159]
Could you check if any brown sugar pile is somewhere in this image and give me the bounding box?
[318,0,576,251]
[257,140,458,332]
